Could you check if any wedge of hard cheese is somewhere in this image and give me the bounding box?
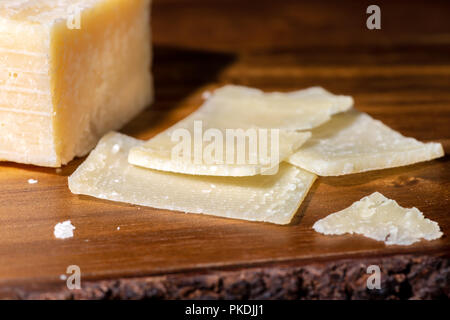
[128,85,352,176]
[0,0,153,167]
[69,132,317,225]
[313,192,443,245]
[288,110,444,176]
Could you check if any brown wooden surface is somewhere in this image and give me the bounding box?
[0,0,449,299]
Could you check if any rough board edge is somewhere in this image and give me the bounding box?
[2,252,448,300]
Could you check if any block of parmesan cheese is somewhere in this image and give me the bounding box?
[69,132,317,225]
[128,85,352,176]
[313,192,443,245]
[288,110,444,176]
[0,0,153,167]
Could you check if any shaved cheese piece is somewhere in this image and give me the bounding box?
[288,110,444,176]
[128,85,352,176]
[129,126,310,177]
[313,192,443,245]
[197,85,354,131]
[69,132,317,225]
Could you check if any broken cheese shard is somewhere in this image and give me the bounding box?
[288,110,444,176]
[69,132,317,225]
[313,192,443,245]
[0,0,153,167]
[128,85,352,176]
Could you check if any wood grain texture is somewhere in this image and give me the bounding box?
[0,0,449,299]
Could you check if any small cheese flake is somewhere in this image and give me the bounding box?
[202,91,212,100]
[117,226,120,230]
[60,274,67,281]
[53,220,76,239]
[28,179,38,184]
[313,192,443,245]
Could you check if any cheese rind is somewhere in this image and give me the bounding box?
[313,192,443,245]
[69,132,317,225]
[0,0,153,167]
[287,110,444,176]
[128,85,352,176]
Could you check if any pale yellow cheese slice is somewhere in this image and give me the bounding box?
[0,0,153,167]
[196,85,354,131]
[128,85,352,176]
[288,110,444,176]
[69,132,317,225]
[313,192,443,245]
[129,126,311,177]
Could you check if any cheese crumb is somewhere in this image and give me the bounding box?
[313,192,443,245]
[60,274,67,281]
[117,226,120,230]
[28,179,38,184]
[202,90,212,100]
[54,220,76,239]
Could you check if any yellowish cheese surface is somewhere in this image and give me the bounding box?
[288,110,444,176]
[0,0,153,167]
[69,132,317,225]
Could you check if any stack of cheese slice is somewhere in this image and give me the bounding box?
[69,132,317,225]
[69,85,353,224]
[69,85,444,226]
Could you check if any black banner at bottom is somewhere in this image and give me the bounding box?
[0,300,445,319]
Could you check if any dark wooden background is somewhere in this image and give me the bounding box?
[0,0,449,299]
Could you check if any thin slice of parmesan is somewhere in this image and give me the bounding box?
[196,85,354,131]
[129,125,310,177]
[128,85,353,176]
[313,192,443,245]
[287,110,444,176]
[68,132,317,225]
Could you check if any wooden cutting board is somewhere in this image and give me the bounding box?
[0,0,449,299]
